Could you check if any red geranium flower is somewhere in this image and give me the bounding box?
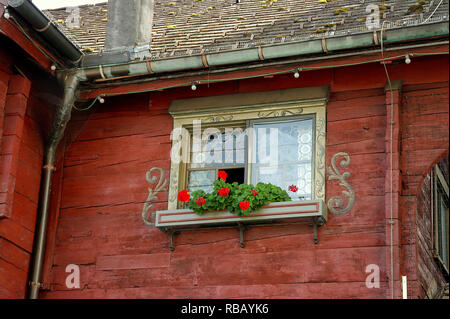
[239,200,250,211]
[218,170,227,181]
[251,189,258,196]
[178,189,190,202]
[218,187,230,197]
[195,196,206,206]
[288,185,298,193]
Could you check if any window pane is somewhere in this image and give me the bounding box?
[190,130,246,168]
[251,118,314,200]
[188,170,215,193]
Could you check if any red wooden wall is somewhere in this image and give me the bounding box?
[0,49,50,298]
[399,81,449,298]
[36,53,448,299]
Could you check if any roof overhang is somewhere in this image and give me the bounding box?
[77,20,449,84]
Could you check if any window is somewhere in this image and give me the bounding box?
[250,116,315,201]
[188,125,247,193]
[433,164,449,274]
[167,86,329,210]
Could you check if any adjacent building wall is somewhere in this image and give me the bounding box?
[0,38,56,298]
[416,155,449,298]
[399,81,449,298]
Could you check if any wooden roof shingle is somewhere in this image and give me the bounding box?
[44,0,449,58]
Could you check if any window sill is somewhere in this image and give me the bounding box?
[154,200,327,251]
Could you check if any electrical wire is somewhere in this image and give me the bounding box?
[77,50,448,112]
[8,15,63,68]
[73,96,99,111]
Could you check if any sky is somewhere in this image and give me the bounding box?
[32,0,105,10]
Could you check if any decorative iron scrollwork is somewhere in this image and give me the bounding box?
[142,167,168,226]
[327,152,355,215]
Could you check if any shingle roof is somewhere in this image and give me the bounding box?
[44,0,449,59]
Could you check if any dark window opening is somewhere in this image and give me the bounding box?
[223,167,245,185]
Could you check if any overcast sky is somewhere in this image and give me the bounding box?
[32,0,105,10]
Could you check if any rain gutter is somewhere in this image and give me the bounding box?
[78,20,449,82]
[7,0,83,65]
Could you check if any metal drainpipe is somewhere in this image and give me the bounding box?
[28,72,80,299]
[7,0,83,64]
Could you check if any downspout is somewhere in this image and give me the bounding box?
[28,72,80,299]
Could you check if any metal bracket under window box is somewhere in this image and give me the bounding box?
[155,200,327,251]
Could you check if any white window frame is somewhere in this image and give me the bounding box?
[248,114,316,200]
[167,86,328,210]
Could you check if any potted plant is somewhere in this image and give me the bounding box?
[155,171,327,243]
[180,170,293,216]
[155,171,327,229]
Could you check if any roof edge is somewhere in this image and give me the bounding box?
[77,20,449,82]
[7,0,83,65]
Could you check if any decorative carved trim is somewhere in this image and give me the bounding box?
[327,152,355,215]
[257,108,303,118]
[142,167,168,226]
[168,164,179,205]
[201,115,234,123]
[315,118,326,201]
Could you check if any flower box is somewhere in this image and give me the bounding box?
[155,200,327,250]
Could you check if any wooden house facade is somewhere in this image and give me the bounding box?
[0,0,448,299]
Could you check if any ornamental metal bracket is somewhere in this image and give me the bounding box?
[237,222,248,248]
[167,229,179,252]
[142,167,168,226]
[160,223,250,251]
[152,200,327,251]
[327,152,355,215]
[161,216,324,251]
[312,217,319,245]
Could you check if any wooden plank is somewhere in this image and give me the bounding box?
[0,218,34,252]
[63,137,171,178]
[14,159,42,204]
[327,115,386,146]
[0,238,30,271]
[327,95,386,123]
[96,253,171,270]
[60,173,168,209]
[0,258,27,297]
[41,281,388,299]
[10,192,37,231]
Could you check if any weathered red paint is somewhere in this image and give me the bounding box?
[0,15,57,73]
[33,52,449,299]
[0,72,45,297]
[0,31,55,298]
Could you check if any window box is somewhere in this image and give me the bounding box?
[155,199,327,251]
